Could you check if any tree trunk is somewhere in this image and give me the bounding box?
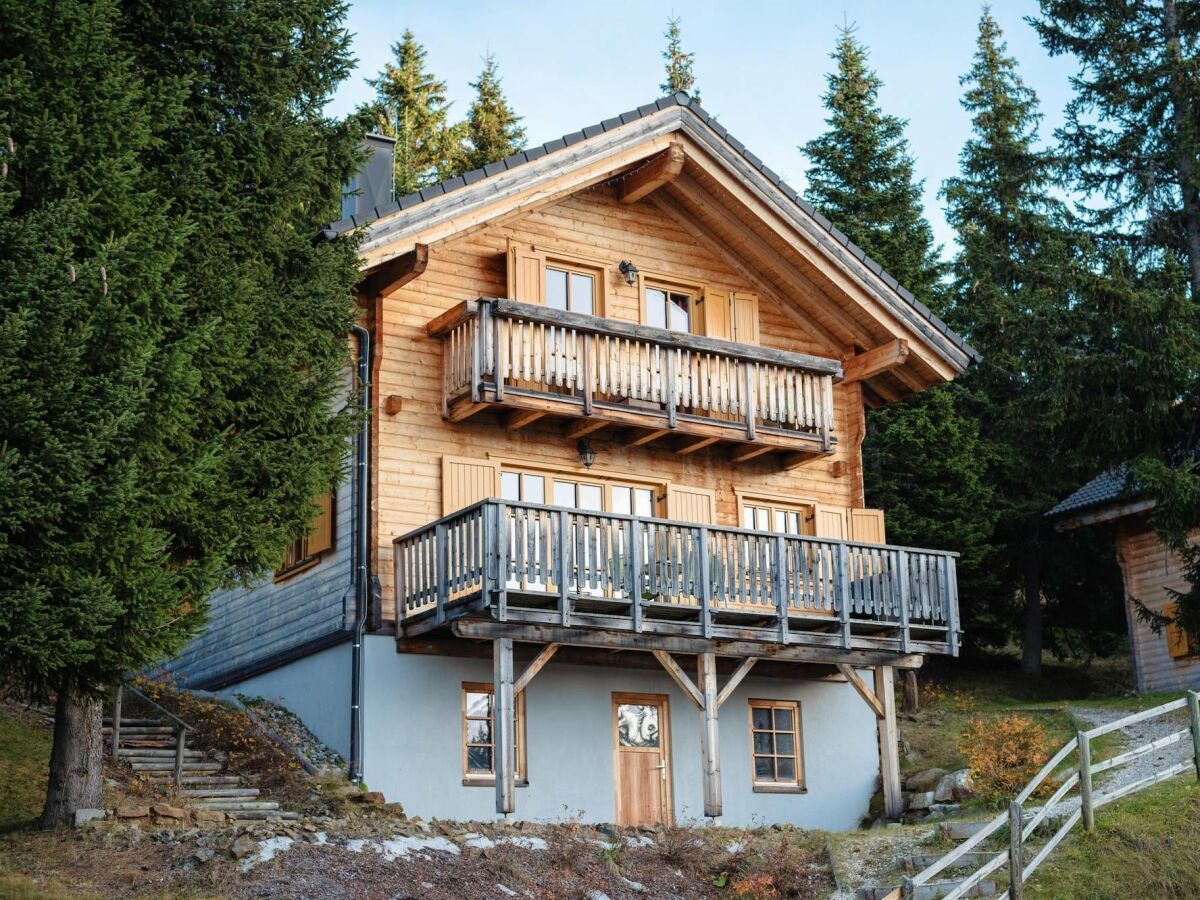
[40,682,104,829]
[1163,0,1200,301]
[1021,551,1043,677]
[901,669,920,713]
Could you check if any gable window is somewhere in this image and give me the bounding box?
[741,500,815,536]
[749,699,804,792]
[462,682,527,784]
[545,264,596,315]
[507,242,606,316]
[645,282,696,333]
[275,491,334,580]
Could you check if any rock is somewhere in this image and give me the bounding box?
[942,820,989,842]
[359,791,385,805]
[74,808,105,827]
[622,877,648,893]
[935,769,976,802]
[192,808,226,826]
[116,805,150,819]
[906,768,948,792]
[193,847,215,864]
[152,803,188,820]
[908,791,935,810]
[585,893,612,900]
[229,834,258,859]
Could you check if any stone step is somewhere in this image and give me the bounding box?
[189,800,280,811]
[226,810,301,821]
[906,851,1003,872]
[180,788,260,799]
[863,879,998,900]
[128,761,224,773]
[941,820,992,842]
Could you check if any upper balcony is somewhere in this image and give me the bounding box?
[394,500,961,662]
[427,298,842,461]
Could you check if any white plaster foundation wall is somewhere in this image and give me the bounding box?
[220,640,353,761]
[360,635,879,830]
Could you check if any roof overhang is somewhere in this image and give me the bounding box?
[329,94,978,395]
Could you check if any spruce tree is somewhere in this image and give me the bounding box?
[463,53,526,171]
[368,30,462,194]
[801,26,997,641]
[0,0,362,826]
[661,15,700,101]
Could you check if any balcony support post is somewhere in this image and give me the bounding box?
[493,315,506,402]
[896,550,911,654]
[874,665,903,819]
[629,519,644,633]
[699,652,722,818]
[837,544,852,650]
[945,557,960,657]
[557,510,571,627]
[494,637,516,815]
[581,334,593,416]
[744,363,756,441]
[698,526,712,639]
[665,348,677,429]
[774,535,789,644]
[434,522,448,626]
[494,502,508,622]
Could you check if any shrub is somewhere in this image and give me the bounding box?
[960,714,1051,801]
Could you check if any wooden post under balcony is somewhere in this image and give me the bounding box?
[874,665,903,819]
[699,652,722,818]
[494,637,516,815]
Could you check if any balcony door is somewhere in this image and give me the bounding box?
[613,693,673,826]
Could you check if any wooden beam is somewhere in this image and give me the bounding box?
[837,664,885,718]
[505,409,546,431]
[843,340,910,385]
[627,428,671,447]
[513,643,559,696]
[564,419,608,440]
[699,652,722,818]
[875,665,903,819]
[715,657,757,708]
[494,638,515,815]
[677,436,720,456]
[652,650,704,709]
[615,143,685,204]
[451,620,928,669]
[780,448,832,470]
[360,243,428,298]
[731,444,775,464]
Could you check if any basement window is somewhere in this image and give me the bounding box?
[462,682,527,786]
[275,491,335,580]
[749,699,805,793]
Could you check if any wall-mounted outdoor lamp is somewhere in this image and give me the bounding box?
[618,260,639,286]
[577,440,597,469]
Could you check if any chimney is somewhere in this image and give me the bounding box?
[341,134,395,222]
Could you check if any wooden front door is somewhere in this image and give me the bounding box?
[613,693,672,826]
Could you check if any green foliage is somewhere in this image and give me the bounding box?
[463,53,526,172]
[661,15,700,101]
[368,29,463,194]
[0,0,361,700]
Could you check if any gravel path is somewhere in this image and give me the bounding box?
[1048,704,1193,816]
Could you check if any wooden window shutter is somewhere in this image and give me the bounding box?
[442,455,501,514]
[849,509,887,545]
[507,242,545,304]
[667,485,716,524]
[731,292,760,344]
[1164,603,1193,659]
[700,290,731,340]
[813,504,848,540]
[308,491,335,555]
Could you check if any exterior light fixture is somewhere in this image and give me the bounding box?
[618,260,639,287]
[577,440,597,469]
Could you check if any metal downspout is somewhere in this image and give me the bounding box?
[348,324,371,783]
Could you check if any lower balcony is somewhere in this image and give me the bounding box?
[393,500,961,662]
[428,298,841,462]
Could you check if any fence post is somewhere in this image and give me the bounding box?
[174,725,187,789]
[1188,690,1200,781]
[1008,799,1024,900]
[111,684,123,759]
[1078,730,1095,831]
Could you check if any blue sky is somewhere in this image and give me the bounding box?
[327,1,1079,257]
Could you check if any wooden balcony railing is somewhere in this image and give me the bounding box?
[394,500,961,657]
[428,298,842,456]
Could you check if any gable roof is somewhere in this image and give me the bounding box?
[323,92,979,378]
[1046,467,1134,520]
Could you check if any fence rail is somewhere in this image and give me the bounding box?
[899,691,1200,900]
[432,298,841,451]
[394,499,960,654]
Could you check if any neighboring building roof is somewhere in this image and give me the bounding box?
[320,92,980,368]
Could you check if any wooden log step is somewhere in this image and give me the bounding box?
[151,774,241,785]
[118,748,207,759]
[127,761,223,772]
[225,811,300,821]
[181,788,260,799]
[189,800,280,811]
[103,719,167,727]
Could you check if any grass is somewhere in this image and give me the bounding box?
[0,703,51,832]
[1025,775,1200,900]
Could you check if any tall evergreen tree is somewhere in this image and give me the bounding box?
[801,26,998,643]
[942,8,1106,674]
[463,53,526,171]
[0,0,363,826]
[368,30,461,194]
[661,15,700,101]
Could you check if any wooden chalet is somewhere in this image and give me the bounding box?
[171,94,976,829]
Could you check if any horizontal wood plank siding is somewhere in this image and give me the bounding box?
[1115,519,1200,693]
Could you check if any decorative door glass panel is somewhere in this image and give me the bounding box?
[617,703,661,748]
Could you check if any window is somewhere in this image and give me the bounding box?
[749,699,804,792]
[1165,603,1199,659]
[545,264,596,315]
[741,501,814,536]
[462,682,526,784]
[501,467,657,516]
[645,283,696,333]
[275,492,335,580]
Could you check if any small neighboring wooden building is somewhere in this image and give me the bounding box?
[1049,471,1200,693]
[168,94,977,829]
